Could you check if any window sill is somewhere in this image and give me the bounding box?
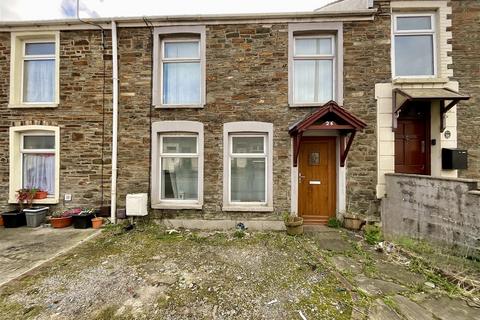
[8,103,59,109]
[151,203,202,210]
[154,104,205,109]
[392,77,449,85]
[8,198,59,205]
[289,102,332,108]
[222,206,273,212]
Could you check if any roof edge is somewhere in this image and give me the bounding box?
[0,9,377,30]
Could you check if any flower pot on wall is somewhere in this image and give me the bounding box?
[284,217,304,236]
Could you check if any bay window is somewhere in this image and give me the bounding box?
[393,14,436,77]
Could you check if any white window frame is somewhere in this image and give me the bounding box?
[288,22,344,107]
[223,122,273,212]
[292,35,336,105]
[158,134,200,203]
[9,31,60,108]
[21,40,56,104]
[152,26,206,109]
[9,125,60,204]
[228,134,268,206]
[151,121,204,209]
[392,13,437,78]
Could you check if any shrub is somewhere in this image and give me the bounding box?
[364,225,383,245]
[327,217,341,228]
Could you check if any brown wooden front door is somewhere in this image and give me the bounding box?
[395,102,430,175]
[298,137,336,224]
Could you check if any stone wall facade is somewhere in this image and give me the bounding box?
[451,0,480,180]
[0,30,113,211]
[0,1,400,220]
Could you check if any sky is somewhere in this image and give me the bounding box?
[0,0,337,21]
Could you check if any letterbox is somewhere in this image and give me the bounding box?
[442,148,468,170]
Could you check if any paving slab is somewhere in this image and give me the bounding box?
[311,232,353,252]
[354,274,408,297]
[0,226,99,286]
[368,299,402,320]
[419,295,480,320]
[392,294,434,320]
[375,261,426,286]
[331,255,363,274]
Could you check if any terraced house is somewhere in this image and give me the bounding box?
[0,0,478,237]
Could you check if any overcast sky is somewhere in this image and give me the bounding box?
[0,0,336,21]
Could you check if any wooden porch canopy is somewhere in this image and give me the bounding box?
[393,88,470,132]
[289,101,367,167]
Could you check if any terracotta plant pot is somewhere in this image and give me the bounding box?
[50,216,73,228]
[34,191,48,199]
[343,216,364,230]
[91,217,103,229]
[285,217,304,236]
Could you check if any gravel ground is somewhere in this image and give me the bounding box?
[0,223,478,320]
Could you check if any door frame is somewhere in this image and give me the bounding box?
[290,132,345,220]
[394,102,431,175]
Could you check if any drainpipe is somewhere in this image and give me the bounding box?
[111,20,118,224]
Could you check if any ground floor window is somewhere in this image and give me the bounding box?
[151,121,204,209]
[223,122,273,211]
[160,135,199,201]
[9,125,60,204]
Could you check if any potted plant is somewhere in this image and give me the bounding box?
[72,208,95,229]
[1,188,36,228]
[16,188,37,211]
[91,211,103,229]
[343,212,364,230]
[283,212,304,236]
[50,209,76,228]
[34,189,48,199]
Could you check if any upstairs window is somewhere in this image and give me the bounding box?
[22,42,56,103]
[153,26,206,108]
[393,14,436,77]
[293,35,335,104]
[161,39,201,105]
[9,32,60,108]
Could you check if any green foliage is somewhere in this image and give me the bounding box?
[364,225,383,245]
[233,230,246,239]
[327,217,341,228]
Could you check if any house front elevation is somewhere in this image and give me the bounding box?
[0,0,477,229]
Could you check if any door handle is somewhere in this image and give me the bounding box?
[299,172,305,183]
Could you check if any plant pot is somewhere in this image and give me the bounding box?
[2,211,26,228]
[285,217,304,236]
[34,191,48,199]
[72,213,94,229]
[24,207,49,228]
[91,217,103,229]
[343,216,363,230]
[50,216,73,228]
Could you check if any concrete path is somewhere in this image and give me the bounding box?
[0,226,99,287]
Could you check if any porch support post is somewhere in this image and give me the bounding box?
[340,131,356,167]
[292,132,303,167]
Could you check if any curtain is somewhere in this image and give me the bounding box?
[23,153,55,194]
[163,62,201,105]
[294,59,333,103]
[23,59,55,103]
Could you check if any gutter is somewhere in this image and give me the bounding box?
[0,9,376,31]
[111,20,118,224]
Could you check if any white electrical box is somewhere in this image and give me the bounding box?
[126,193,148,216]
